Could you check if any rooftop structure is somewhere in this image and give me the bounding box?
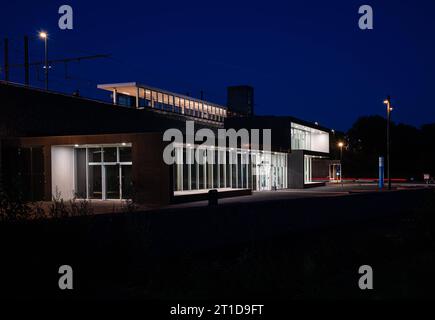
[98,82,227,123]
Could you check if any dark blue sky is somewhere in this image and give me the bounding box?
[2,0,435,130]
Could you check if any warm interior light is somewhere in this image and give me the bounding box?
[39,31,47,39]
[74,144,79,147]
[122,142,127,146]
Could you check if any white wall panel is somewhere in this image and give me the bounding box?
[51,146,75,200]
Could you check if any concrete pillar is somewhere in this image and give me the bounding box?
[113,89,117,105]
[136,87,140,108]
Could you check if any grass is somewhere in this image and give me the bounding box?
[1,188,434,300]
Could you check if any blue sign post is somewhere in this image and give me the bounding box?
[379,156,384,189]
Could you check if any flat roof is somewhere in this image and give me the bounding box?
[98,82,227,109]
[225,115,333,134]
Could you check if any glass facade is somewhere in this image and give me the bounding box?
[74,145,133,200]
[252,151,287,191]
[173,144,287,192]
[304,155,313,183]
[115,86,227,122]
[291,123,330,153]
[304,155,330,184]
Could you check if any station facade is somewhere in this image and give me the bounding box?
[0,81,336,205]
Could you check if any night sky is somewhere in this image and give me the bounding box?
[1,0,435,131]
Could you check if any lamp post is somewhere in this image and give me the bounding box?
[383,97,393,190]
[338,142,344,185]
[39,31,48,90]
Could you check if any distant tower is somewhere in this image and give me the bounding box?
[227,85,254,117]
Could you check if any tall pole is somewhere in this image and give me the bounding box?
[44,36,48,90]
[338,142,344,186]
[340,145,343,186]
[24,35,29,86]
[385,96,392,190]
[4,38,9,81]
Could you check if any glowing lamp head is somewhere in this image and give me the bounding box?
[338,142,344,148]
[39,32,48,39]
[383,99,389,105]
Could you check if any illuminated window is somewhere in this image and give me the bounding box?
[290,123,329,153]
[186,100,191,115]
[173,145,287,192]
[191,100,195,112]
[212,106,217,120]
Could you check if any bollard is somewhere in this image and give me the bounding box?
[208,189,218,206]
[379,156,384,189]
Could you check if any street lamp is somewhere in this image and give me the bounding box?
[383,96,394,190]
[338,142,344,185]
[39,31,48,90]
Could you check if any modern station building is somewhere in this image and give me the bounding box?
[0,81,337,206]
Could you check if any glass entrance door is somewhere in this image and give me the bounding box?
[105,165,120,199]
[257,164,271,191]
[102,164,132,200]
[77,145,132,200]
[89,165,103,199]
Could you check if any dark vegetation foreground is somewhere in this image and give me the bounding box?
[1,188,435,300]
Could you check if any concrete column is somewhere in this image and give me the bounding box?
[113,89,117,105]
[136,87,140,108]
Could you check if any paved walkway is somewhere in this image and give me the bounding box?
[163,183,433,209]
[29,183,433,215]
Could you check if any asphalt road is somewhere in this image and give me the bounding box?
[165,183,433,209]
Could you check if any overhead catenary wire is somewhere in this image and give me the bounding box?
[2,34,233,105]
